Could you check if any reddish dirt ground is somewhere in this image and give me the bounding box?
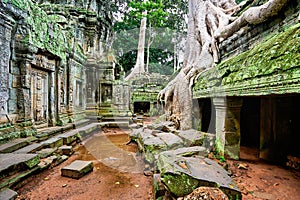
[227,146,300,200]
[14,126,300,200]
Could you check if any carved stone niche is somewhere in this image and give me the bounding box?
[101,83,112,103]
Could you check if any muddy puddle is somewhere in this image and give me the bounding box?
[74,131,145,173]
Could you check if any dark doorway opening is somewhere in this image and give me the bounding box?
[134,102,150,114]
[240,97,261,148]
[199,98,216,133]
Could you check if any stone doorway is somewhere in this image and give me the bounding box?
[133,102,150,114]
[30,68,49,127]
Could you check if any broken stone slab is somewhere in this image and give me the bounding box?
[61,160,93,179]
[129,127,145,141]
[159,146,208,159]
[177,130,215,151]
[0,188,18,200]
[147,121,174,131]
[157,150,240,198]
[143,137,167,164]
[155,132,183,149]
[0,153,40,179]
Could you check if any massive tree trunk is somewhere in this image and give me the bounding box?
[158,0,287,130]
[125,16,147,81]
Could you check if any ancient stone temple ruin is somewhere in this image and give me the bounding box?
[0,0,129,142]
[192,1,300,162]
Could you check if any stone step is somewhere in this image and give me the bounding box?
[77,123,99,138]
[0,153,40,180]
[36,126,63,137]
[0,188,18,200]
[41,137,63,148]
[56,130,81,145]
[0,138,31,153]
[99,121,129,128]
[0,166,40,190]
[61,160,93,179]
[73,119,90,129]
[14,143,44,154]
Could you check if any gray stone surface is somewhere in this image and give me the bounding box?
[0,188,18,200]
[61,160,93,179]
[14,143,44,154]
[41,137,63,148]
[0,138,29,153]
[156,132,183,148]
[147,121,174,131]
[0,153,39,178]
[177,129,203,146]
[160,146,208,158]
[157,153,241,198]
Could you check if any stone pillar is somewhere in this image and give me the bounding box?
[48,69,56,126]
[213,97,243,159]
[18,60,32,122]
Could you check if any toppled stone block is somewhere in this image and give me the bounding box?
[157,153,241,198]
[0,188,18,200]
[147,121,174,131]
[177,130,215,151]
[61,160,93,179]
[156,132,183,149]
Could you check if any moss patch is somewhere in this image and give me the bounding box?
[193,24,300,97]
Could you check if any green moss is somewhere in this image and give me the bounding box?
[162,173,199,197]
[194,24,300,97]
[24,155,40,168]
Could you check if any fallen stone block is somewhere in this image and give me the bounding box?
[61,160,93,179]
[157,153,241,198]
[0,188,18,200]
[147,121,174,131]
[156,132,183,149]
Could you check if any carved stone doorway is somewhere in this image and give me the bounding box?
[31,68,49,127]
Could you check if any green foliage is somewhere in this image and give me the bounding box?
[113,0,188,75]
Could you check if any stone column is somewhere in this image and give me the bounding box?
[48,69,56,126]
[213,97,243,159]
[18,59,32,122]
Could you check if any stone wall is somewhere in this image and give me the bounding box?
[0,0,114,142]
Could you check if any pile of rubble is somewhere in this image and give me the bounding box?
[130,121,241,199]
